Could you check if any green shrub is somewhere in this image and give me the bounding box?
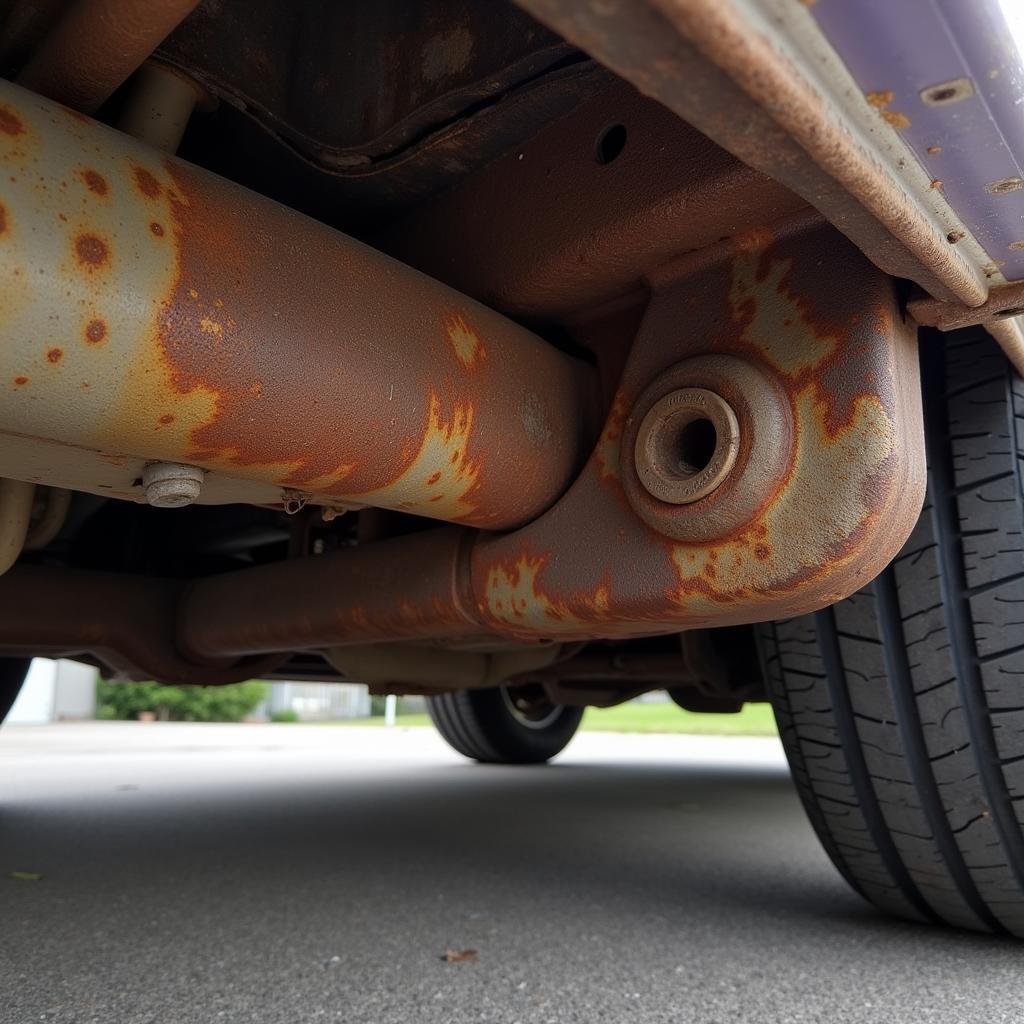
[270,708,299,723]
[97,680,269,723]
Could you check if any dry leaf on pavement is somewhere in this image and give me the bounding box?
[441,948,477,963]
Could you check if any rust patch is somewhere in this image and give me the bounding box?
[158,414,175,425]
[864,90,910,129]
[881,110,910,129]
[445,313,485,368]
[132,165,161,199]
[80,169,108,196]
[865,90,894,109]
[46,347,63,364]
[150,221,165,237]
[594,391,630,484]
[0,106,24,137]
[13,375,28,386]
[484,550,615,629]
[74,233,109,268]
[85,318,107,345]
[199,317,224,340]
[0,202,6,236]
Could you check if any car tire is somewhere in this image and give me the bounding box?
[760,333,1024,937]
[427,685,583,764]
[0,657,30,725]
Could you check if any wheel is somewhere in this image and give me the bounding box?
[761,332,1024,937]
[427,684,583,764]
[0,657,31,724]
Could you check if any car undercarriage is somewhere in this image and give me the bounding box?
[4,0,1024,937]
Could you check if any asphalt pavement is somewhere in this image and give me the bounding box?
[1,722,1021,1023]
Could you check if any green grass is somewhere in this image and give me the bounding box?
[306,700,777,736]
[581,700,776,736]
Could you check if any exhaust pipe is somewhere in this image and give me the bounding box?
[0,80,595,529]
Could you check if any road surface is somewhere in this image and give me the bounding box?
[1,722,1020,1023]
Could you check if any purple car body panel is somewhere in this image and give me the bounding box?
[810,0,1024,281]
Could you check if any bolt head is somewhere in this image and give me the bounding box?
[142,462,204,508]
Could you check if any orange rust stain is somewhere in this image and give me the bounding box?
[881,110,911,129]
[735,227,774,255]
[158,414,175,425]
[0,202,6,236]
[594,391,630,484]
[445,313,485,368]
[13,375,28,386]
[864,90,910,128]
[46,347,63,364]
[132,165,161,199]
[199,317,224,340]
[754,544,770,560]
[426,471,442,485]
[0,106,24,136]
[80,169,108,196]
[150,221,165,237]
[85,318,107,345]
[75,233,109,268]
[728,250,866,441]
[485,551,615,629]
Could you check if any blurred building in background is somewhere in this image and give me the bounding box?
[5,659,411,724]
[264,682,372,721]
[7,659,97,724]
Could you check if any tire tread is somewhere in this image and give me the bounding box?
[763,334,1024,936]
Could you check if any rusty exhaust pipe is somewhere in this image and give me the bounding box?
[0,564,282,684]
[179,528,484,660]
[0,80,595,529]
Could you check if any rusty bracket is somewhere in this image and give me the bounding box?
[468,215,927,640]
[909,282,1024,331]
[908,287,1024,377]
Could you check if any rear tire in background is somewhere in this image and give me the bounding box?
[0,657,30,724]
[761,334,1024,937]
[427,684,583,764]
